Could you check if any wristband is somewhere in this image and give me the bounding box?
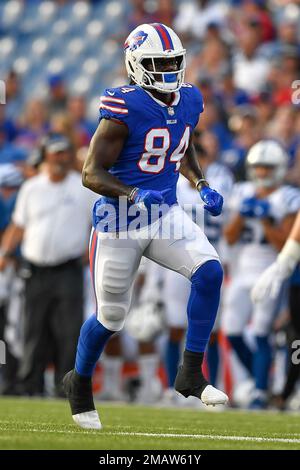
[196,179,208,191]
[127,187,139,203]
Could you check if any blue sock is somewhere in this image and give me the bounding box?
[207,339,219,387]
[253,335,272,391]
[186,260,223,353]
[165,339,181,387]
[75,314,115,377]
[227,335,253,374]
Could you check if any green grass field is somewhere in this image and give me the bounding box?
[0,397,300,450]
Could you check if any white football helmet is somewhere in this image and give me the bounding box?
[246,140,288,188]
[125,301,166,343]
[124,23,186,94]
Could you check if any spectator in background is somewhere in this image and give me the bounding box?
[275,5,300,51]
[238,0,275,43]
[47,74,68,115]
[5,70,24,122]
[49,112,78,151]
[215,64,250,115]
[196,100,233,152]
[174,0,229,43]
[200,36,230,79]
[224,105,261,179]
[0,104,17,143]
[16,99,48,155]
[266,106,299,159]
[0,124,27,165]
[252,90,274,130]
[0,164,24,224]
[156,0,174,27]
[186,35,230,84]
[0,134,95,396]
[268,46,299,107]
[23,145,45,180]
[194,74,223,115]
[67,95,96,141]
[233,17,270,95]
[287,110,300,186]
[127,0,161,32]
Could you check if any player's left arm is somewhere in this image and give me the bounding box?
[179,135,207,188]
[179,134,224,216]
[261,213,296,251]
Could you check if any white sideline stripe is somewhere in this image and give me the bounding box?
[106,432,300,444]
[1,426,300,444]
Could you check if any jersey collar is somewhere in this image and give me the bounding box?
[144,89,181,107]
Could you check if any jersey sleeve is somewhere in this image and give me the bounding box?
[184,84,204,129]
[282,186,300,216]
[99,87,137,133]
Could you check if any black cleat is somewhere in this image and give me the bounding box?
[174,364,209,399]
[175,365,228,405]
[62,369,101,429]
[175,350,229,406]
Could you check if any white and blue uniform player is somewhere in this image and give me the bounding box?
[63,23,228,429]
[222,140,300,409]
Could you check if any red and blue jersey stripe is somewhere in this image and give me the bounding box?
[151,23,174,51]
[100,96,128,115]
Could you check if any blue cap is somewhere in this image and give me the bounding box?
[48,74,64,88]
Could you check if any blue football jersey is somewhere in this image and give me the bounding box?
[93,83,204,231]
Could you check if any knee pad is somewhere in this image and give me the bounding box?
[96,254,137,331]
[191,260,223,294]
[101,249,137,295]
[99,258,132,330]
[98,302,128,331]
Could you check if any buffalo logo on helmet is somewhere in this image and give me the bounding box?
[124,31,148,51]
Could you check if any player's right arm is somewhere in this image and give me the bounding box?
[251,210,300,302]
[82,118,134,198]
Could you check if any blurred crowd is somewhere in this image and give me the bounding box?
[0,0,300,409]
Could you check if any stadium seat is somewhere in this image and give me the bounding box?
[0,0,126,115]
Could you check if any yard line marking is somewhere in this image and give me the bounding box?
[0,425,300,444]
[105,432,300,444]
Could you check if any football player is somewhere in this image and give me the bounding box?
[222,140,300,409]
[63,23,227,429]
